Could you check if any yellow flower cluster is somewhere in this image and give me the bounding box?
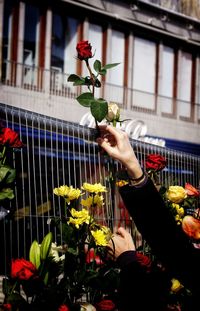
[82,182,107,193]
[53,185,82,204]
[53,182,111,247]
[81,194,104,209]
[91,229,109,246]
[68,208,91,228]
[170,278,184,293]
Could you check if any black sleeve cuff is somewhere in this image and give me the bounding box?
[116,250,137,269]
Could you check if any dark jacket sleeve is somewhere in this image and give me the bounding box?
[119,178,200,294]
[116,250,171,311]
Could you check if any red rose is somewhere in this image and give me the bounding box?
[86,248,103,265]
[0,127,23,148]
[76,40,92,60]
[145,154,166,172]
[136,252,152,272]
[58,305,70,311]
[11,258,37,280]
[96,299,115,311]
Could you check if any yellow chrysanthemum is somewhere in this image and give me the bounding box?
[82,182,107,194]
[116,180,128,187]
[171,278,184,293]
[91,229,108,246]
[81,194,104,209]
[53,185,82,204]
[68,208,90,228]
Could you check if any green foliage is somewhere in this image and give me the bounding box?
[67,43,120,124]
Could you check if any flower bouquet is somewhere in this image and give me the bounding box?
[1,182,119,311]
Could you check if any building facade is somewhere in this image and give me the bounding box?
[0,0,200,150]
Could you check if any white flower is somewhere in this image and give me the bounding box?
[106,102,120,122]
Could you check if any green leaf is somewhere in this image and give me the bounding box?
[99,68,107,76]
[0,188,14,200]
[0,165,16,184]
[93,60,101,73]
[90,99,108,122]
[76,92,94,107]
[40,232,53,260]
[103,62,120,70]
[67,74,81,82]
[29,240,41,269]
[73,79,86,86]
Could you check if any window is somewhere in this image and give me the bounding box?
[177,51,192,118]
[159,46,175,115]
[105,29,125,104]
[132,37,156,110]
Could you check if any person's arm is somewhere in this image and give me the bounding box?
[97,125,200,292]
[96,125,143,181]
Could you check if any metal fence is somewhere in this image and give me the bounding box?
[0,103,200,276]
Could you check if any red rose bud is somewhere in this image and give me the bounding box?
[185,183,200,197]
[136,252,152,272]
[0,127,23,148]
[86,248,103,265]
[145,154,167,172]
[96,299,115,311]
[11,258,37,280]
[76,40,92,60]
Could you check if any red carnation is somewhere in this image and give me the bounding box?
[76,40,92,60]
[0,127,23,148]
[145,154,166,172]
[136,252,152,272]
[96,299,115,311]
[11,258,37,280]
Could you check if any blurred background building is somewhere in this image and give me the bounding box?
[0,0,200,152]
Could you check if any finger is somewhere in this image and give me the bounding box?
[117,227,130,239]
[96,138,115,155]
